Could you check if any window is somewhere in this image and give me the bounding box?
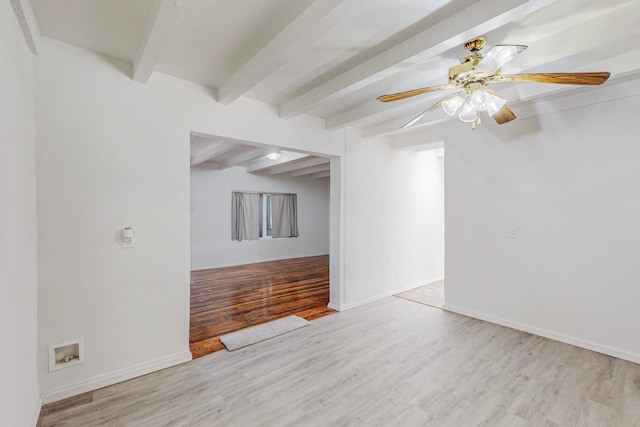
[259,194,272,238]
[232,192,298,241]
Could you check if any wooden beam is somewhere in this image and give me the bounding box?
[10,0,40,54]
[312,171,331,179]
[334,0,639,132]
[325,69,447,130]
[280,0,555,119]
[289,163,331,177]
[193,161,221,170]
[190,141,236,166]
[245,152,308,173]
[507,0,640,74]
[218,147,273,169]
[218,0,369,105]
[268,157,329,175]
[132,0,187,83]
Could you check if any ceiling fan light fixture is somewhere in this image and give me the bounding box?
[470,90,491,110]
[442,93,465,115]
[376,37,609,130]
[459,100,478,122]
[485,92,507,116]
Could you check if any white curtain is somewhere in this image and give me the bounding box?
[271,194,298,238]
[231,192,260,241]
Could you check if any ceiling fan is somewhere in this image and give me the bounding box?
[376,36,610,130]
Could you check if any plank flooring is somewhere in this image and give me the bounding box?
[190,255,334,358]
[395,279,444,309]
[38,297,640,426]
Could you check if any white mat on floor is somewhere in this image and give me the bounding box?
[220,316,310,351]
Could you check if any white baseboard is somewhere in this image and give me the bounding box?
[41,350,193,404]
[331,276,444,311]
[444,304,640,365]
[31,396,42,427]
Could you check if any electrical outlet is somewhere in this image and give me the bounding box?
[508,226,517,238]
[122,227,134,248]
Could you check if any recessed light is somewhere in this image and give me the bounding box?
[266,152,281,160]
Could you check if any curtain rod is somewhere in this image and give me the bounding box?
[232,191,296,196]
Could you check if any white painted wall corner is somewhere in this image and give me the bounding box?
[31,397,42,427]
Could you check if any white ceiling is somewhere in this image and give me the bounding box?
[30,0,640,138]
[189,134,330,179]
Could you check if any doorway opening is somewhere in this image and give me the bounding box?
[395,280,444,309]
[393,145,445,309]
[189,133,339,358]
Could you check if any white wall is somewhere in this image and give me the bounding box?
[0,2,41,425]
[341,128,444,308]
[35,38,344,402]
[34,36,445,402]
[191,166,330,269]
[442,89,640,363]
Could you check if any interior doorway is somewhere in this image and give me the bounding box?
[393,145,445,310]
[189,133,339,358]
[395,280,444,309]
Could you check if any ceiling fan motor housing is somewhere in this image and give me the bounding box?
[464,36,487,52]
[449,36,487,84]
[448,57,482,84]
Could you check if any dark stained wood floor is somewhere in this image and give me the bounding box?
[190,255,335,358]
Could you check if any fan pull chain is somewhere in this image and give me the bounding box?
[471,116,482,130]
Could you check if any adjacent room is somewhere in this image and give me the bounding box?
[189,134,335,357]
[3,0,640,426]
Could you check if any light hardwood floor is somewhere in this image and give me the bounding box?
[395,280,444,308]
[39,297,640,426]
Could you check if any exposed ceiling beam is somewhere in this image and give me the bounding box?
[507,1,640,74]
[326,0,638,130]
[194,161,221,170]
[325,70,446,130]
[132,0,187,83]
[10,0,40,54]
[279,0,555,119]
[217,0,369,105]
[245,152,308,173]
[268,157,329,175]
[190,141,236,166]
[312,171,331,179]
[218,147,273,169]
[289,163,331,177]
[363,115,448,138]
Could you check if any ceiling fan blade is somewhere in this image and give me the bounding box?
[488,72,610,85]
[402,93,460,129]
[492,105,517,124]
[377,83,459,103]
[473,44,527,75]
